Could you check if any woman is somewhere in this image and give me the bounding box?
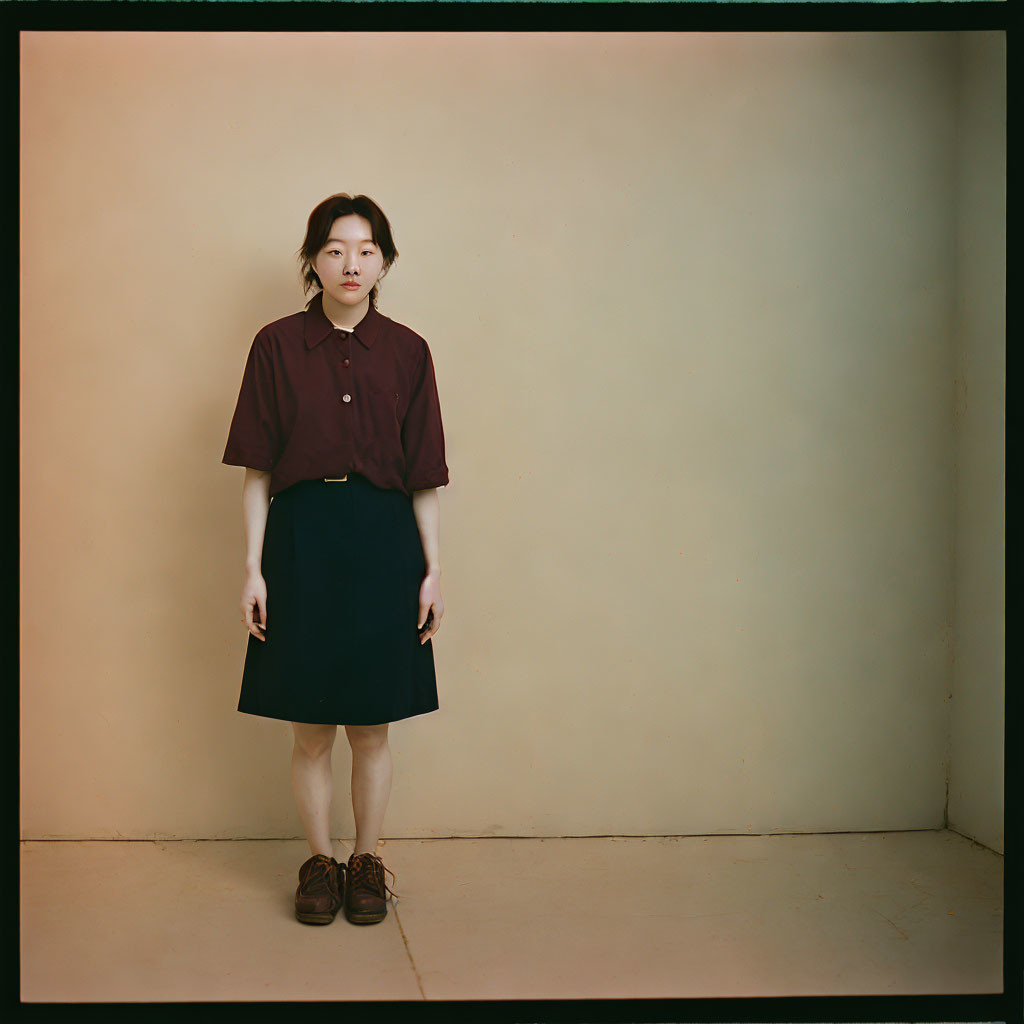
[222,193,449,926]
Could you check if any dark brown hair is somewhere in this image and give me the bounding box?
[297,194,399,310]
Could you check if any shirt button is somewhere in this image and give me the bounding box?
[342,393,351,403]
[342,358,350,367]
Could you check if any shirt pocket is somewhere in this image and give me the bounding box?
[365,385,402,445]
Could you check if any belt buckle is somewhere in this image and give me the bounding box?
[323,475,348,482]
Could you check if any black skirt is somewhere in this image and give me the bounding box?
[237,474,439,726]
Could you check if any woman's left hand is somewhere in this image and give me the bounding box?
[417,571,444,644]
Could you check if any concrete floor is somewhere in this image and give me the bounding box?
[21,829,1001,1002]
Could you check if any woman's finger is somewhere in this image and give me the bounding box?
[242,597,261,640]
[420,615,439,643]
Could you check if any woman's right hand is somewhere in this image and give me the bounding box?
[240,569,268,641]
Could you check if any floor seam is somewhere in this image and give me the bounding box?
[392,900,426,1000]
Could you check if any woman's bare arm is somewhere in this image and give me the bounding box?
[242,468,272,571]
[411,487,443,643]
[239,468,272,639]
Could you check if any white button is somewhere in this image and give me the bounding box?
[342,394,351,403]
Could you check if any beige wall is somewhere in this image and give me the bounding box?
[947,32,1005,854]
[20,31,1003,844]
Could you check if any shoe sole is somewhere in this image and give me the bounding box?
[296,906,341,925]
[344,908,387,925]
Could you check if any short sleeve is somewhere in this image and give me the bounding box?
[401,339,449,492]
[222,334,280,472]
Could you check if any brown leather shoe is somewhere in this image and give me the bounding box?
[295,854,344,925]
[344,852,398,925]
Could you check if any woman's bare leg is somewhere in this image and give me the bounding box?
[345,723,393,855]
[290,722,338,859]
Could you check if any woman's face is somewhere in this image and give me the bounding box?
[312,214,385,308]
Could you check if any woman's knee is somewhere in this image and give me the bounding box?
[291,721,337,759]
[344,722,390,754]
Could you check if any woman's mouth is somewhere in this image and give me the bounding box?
[342,282,361,290]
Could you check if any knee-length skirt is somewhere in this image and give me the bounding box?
[237,473,439,726]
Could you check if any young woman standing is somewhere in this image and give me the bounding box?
[222,194,449,926]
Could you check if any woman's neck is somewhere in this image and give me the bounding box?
[321,289,369,331]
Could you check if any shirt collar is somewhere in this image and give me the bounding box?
[304,289,382,350]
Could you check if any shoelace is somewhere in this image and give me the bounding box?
[348,852,401,902]
[298,855,338,898]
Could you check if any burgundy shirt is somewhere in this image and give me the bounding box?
[222,291,449,498]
